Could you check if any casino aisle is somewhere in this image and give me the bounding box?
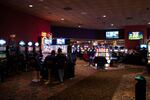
[0,57,149,100]
[0,58,97,100]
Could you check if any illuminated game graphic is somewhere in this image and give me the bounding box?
[128,32,143,40]
[106,31,119,39]
[0,39,7,59]
[56,39,65,45]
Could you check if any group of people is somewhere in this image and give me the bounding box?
[31,48,76,84]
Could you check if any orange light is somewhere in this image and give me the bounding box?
[41,32,47,37]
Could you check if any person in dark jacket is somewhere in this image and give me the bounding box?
[65,52,76,79]
[56,48,67,83]
[44,50,57,84]
[30,56,41,82]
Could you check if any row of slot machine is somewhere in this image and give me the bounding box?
[71,44,128,64]
[0,39,40,61]
[41,37,70,61]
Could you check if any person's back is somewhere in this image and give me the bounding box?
[56,53,66,69]
[56,48,66,83]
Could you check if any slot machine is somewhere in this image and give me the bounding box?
[55,38,69,54]
[34,42,40,54]
[0,39,7,82]
[19,40,26,53]
[27,41,33,55]
[0,39,7,60]
[147,41,150,64]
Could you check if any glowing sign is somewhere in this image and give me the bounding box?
[19,41,25,46]
[0,39,6,45]
[56,39,65,45]
[28,41,33,46]
[35,42,39,46]
[41,32,47,37]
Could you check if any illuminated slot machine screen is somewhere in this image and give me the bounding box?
[140,44,147,49]
[56,39,65,45]
[28,42,33,52]
[19,41,26,52]
[43,38,52,48]
[148,42,150,53]
[0,47,6,58]
[20,47,25,51]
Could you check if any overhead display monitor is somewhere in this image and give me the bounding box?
[56,39,65,45]
[106,31,119,39]
[44,38,52,45]
[140,44,147,49]
[128,32,143,40]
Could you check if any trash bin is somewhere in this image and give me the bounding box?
[135,75,146,100]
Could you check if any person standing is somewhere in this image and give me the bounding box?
[56,48,67,83]
[44,50,56,84]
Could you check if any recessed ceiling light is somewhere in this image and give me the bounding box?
[29,4,33,8]
[148,22,150,24]
[39,0,44,2]
[81,12,87,15]
[111,24,114,26]
[61,18,64,21]
[78,25,81,28]
[102,15,106,18]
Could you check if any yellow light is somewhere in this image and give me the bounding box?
[41,32,47,37]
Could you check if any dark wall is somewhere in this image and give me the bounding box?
[51,26,124,40]
[0,5,51,42]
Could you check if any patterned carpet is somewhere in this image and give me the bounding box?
[0,59,97,100]
[0,59,146,100]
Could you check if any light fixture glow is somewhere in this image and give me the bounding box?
[0,39,6,45]
[78,25,81,28]
[39,0,44,2]
[148,22,150,24]
[111,24,114,26]
[28,41,33,46]
[61,18,64,21]
[103,15,106,18]
[81,12,87,15]
[29,4,33,8]
[19,41,25,46]
[35,42,39,46]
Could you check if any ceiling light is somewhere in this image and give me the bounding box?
[61,18,64,21]
[111,24,114,26]
[78,25,81,28]
[39,0,44,2]
[148,22,150,24]
[81,12,87,15]
[29,4,33,8]
[102,15,106,18]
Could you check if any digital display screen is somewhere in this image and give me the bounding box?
[56,39,65,45]
[0,54,6,58]
[19,41,25,46]
[140,44,147,49]
[128,32,143,40]
[106,31,119,39]
[44,38,52,45]
[0,47,6,51]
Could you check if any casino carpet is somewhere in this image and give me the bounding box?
[0,59,145,100]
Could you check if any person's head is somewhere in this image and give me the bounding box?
[51,50,55,55]
[58,48,62,54]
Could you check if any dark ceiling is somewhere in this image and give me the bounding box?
[1,0,150,30]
